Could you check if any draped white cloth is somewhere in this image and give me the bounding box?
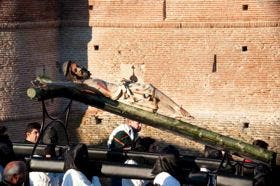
[62,169,101,186]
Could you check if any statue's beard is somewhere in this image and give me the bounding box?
[70,67,91,81]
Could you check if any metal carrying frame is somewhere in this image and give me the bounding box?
[31,99,72,156]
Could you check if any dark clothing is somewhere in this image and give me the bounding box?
[110,131,133,151]
[0,181,10,186]
[42,127,58,145]
[204,146,223,159]
[152,154,186,184]
[23,139,35,144]
[134,137,155,152]
[0,180,22,186]
[253,164,272,186]
[64,143,93,180]
[0,135,15,167]
[107,124,139,152]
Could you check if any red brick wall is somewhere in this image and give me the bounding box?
[85,25,279,118]
[59,0,280,163]
[88,0,164,22]
[166,0,280,22]
[0,0,61,123]
[0,0,60,22]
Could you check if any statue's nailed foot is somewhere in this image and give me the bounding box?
[179,106,195,120]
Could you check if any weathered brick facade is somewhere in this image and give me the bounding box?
[0,0,279,163]
[0,1,61,122]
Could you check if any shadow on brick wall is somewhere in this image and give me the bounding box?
[58,0,92,142]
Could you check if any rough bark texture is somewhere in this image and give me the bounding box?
[27,82,277,165]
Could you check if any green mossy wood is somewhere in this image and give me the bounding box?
[27,81,277,165]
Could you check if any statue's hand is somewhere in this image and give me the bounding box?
[31,80,41,87]
[120,78,131,84]
[31,75,53,88]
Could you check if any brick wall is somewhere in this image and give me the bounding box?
[63,25,279,157]
[88,0,164,22]
[0,0,61,123]
[59,0,280,163]
[0,0,60,22]
[166,0,280,22]
[0,0,279,163]
[83,26,280,119]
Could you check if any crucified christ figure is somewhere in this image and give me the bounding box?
[62,60,194,119]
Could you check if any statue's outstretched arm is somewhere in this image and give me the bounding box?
[82,79,113,98]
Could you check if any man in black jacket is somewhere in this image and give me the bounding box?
[0,126,15,167]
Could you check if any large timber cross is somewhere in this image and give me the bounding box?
[27,81,277,165]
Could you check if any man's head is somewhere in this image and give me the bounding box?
[127,119,142,132]
[25,122,41,144]
[3,161,27,185]
[62,60,91,82]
